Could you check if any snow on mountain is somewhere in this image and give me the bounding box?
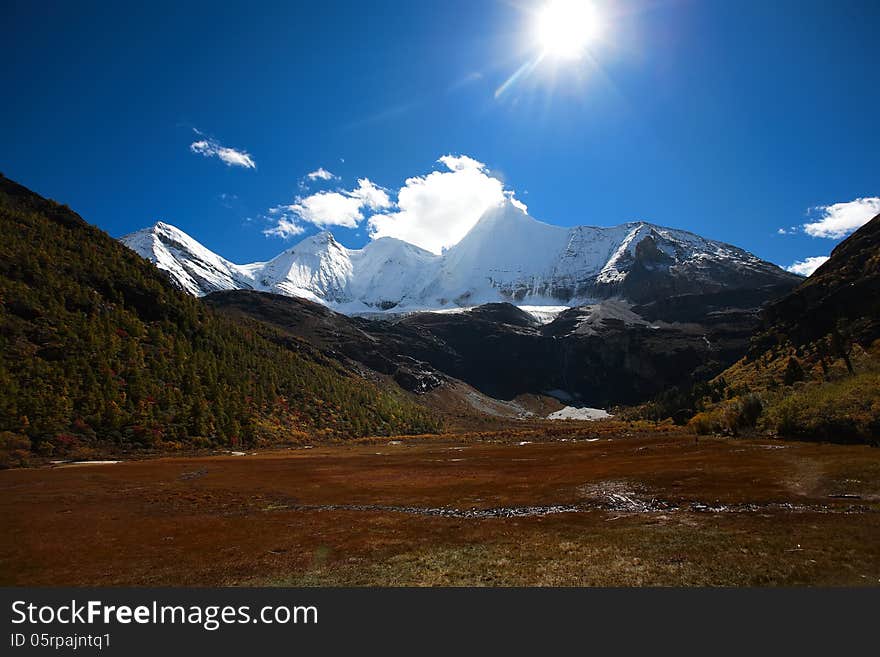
[120,201,799,313]
[347,237,440,310]
[119,221,256,296]
[256,232,352,302]
[432,202,569,306]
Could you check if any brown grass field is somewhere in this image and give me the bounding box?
[2,427,879,586]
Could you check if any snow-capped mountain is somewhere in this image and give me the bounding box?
[120,201,800,313]
[120,221,257,296]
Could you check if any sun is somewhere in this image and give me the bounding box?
[535,0,602,59]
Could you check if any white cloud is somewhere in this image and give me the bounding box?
[306,167,337,181]
[351,178,393,211]
[437,154,486,172]
[263,217,305,239]
[803,197,879,239]
[506,190,528,213]
[265,178,392,234]
[289,191,365,228]
[786,256,829,277]
[263,154,524,249]
[189,133,256,169]
[368,155,511,254]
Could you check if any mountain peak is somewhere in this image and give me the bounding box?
[120,221,254,296]
[148,220,188,236]
[472,198,540,231]
[120,209,800,311]
[295,230,341,251]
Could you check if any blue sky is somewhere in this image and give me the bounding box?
[2,0,878,272]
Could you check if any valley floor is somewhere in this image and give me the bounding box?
[2,431,879,586]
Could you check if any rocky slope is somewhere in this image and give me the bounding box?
[750,212,880,354]
[687,213,880,443]
[207,289,772,408]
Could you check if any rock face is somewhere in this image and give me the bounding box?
[206,289,774,406]
[396,300,761,405]
[122,201,800,313]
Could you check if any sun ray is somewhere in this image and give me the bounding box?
[495,52,546,99]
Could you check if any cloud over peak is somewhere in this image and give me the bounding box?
[262,155,526,252]
[779,197,877,274]
[189,131,256,169]
[269,178,391,232]
[263,216,305,239]
[785,255,829,277]
[803,197,880,239]
[368,155,513,254]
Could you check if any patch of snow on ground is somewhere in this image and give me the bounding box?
[548,407,612,421]
[53,460,122,466]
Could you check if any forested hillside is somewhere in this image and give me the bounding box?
[0,176,439,465]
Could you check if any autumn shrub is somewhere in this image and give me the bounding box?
[760,371,880,443]
[687,410,721,435]
[0,431,31,468]
[687,394,763,436]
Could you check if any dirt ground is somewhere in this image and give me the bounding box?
[2,431,879,586]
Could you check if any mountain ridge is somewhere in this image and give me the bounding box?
[121,200,801,313]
